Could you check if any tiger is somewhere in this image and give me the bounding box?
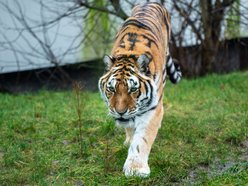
[98,2,181,177]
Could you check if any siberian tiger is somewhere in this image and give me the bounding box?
[98,2,181,177]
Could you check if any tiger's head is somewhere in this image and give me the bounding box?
[98,54,158,124]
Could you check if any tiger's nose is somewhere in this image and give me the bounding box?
[116,108,128,116]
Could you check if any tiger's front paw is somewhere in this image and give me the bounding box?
[123,156,150,177]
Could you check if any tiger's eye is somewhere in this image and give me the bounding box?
[130,87,138,92]
[108,86,115,92]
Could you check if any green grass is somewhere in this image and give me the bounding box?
[0,71,248,185]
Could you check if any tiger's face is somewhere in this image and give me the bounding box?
[99,54,157,123]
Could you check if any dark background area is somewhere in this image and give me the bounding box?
[1,37,248,93]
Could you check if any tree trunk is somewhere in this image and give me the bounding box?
[199,0,234,75]
[200,0,217,75]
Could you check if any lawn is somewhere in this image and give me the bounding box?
[0,71,248,185]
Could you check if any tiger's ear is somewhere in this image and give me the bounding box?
[137,54,151,73]
[103,55,114,70]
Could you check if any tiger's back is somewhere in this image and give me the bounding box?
[112,2,171,78]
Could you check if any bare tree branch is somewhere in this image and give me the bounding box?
[172,0,203,42]
[110,0,128,20]
[76,0,128,20]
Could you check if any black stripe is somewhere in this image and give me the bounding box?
[152,4,164,18]
[133,12,146,17]
[136,145,140,153]
[143,32,158,43]
[117,26,129,38]
[142,34,159,49]
[170,72,178,84]
[163,77,166,85]
[163,64,166,75]
[136,89,141,100]
[142,137,148,144]
[136,106,156,116]
[166,57,182,84]
[112,69,120,74]
[157,93,163,103]
[140,97,149,104]
[129,70,136,75]
[163,69,166,83]
[125,72,131,76]
[122,19,156,35]
[127,32,138,51]
[115,63,123,67]
[116,54,138,62]
[136,92,163,116]
[139,18,162,34]
[145,81,153,107]
[119,39,125,48]
[143,82,149,97]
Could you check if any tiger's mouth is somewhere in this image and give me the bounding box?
[114,116,136,124]
[115,117,130,122]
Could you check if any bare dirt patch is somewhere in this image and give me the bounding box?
[182,139,248,185]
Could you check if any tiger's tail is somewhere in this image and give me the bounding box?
[166,55,182,84]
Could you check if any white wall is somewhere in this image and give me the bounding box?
[0,0,83,73]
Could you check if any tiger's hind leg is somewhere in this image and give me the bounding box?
[123,103,163,177]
